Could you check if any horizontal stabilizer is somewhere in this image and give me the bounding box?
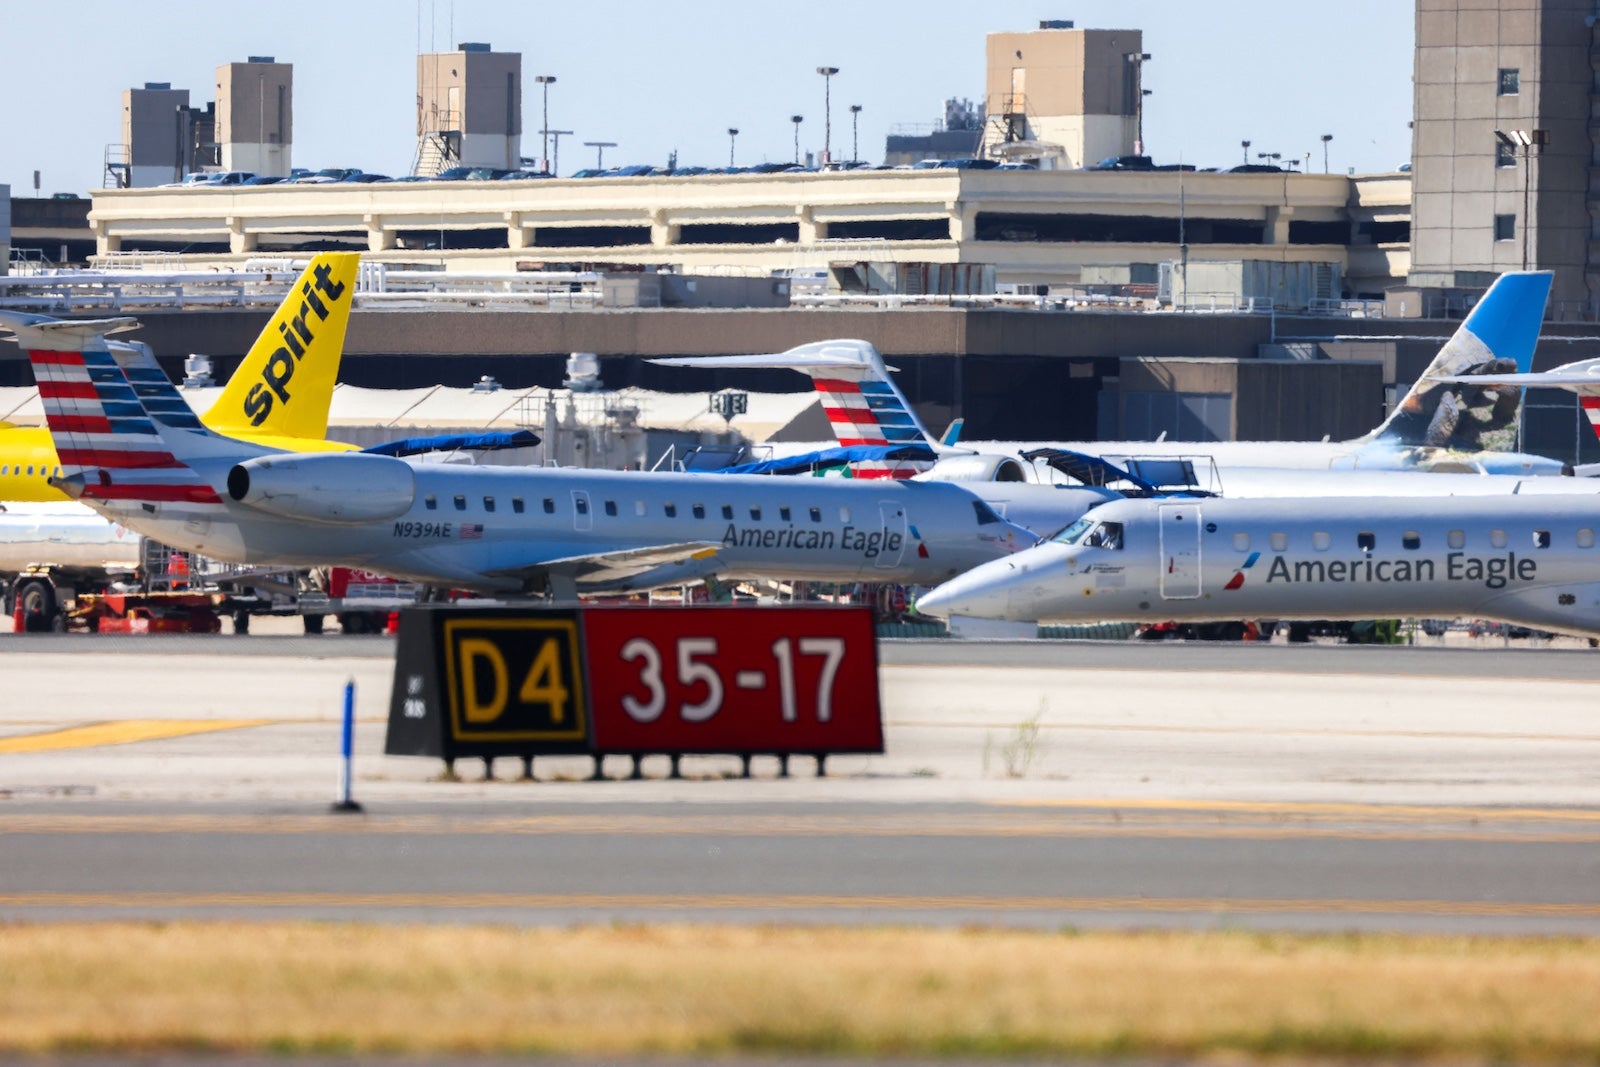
[363,429,542,457]
[0,312,140,350]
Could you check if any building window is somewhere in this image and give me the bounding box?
[1494,214,1516,242]
[1495,139,1516,168]
[1498,68,1519,96]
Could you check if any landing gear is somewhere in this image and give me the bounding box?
[15,579,60,634]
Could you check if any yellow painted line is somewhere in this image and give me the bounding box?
[5,812,1600,844]
[0,891,1596,919]
[0,719,269,753]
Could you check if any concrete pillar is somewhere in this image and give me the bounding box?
[797,205,824,243]
[365,215,395,252]
[650,208,679,247]
[505,212,534,250]
[947,201,977,243]
[227,218,258,254]
[1264,205,1292,246]
[95,229,123,255]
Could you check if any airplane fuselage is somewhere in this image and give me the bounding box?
[917,494,1600,638]
[88,460,1040,593]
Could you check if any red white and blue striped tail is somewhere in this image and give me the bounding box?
[1,313,223,505]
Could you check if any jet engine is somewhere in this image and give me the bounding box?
[917,454,1036,483]
[226,453,416,525]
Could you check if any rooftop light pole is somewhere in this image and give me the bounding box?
[542,129,573,176]
[849,104,862,165]
[791,114,804,164]
[1496,128,1550,271]
[727,127,739,168]
[584,140,616,170]
[1320,133,1333,174]
[534,75,556,173]
[817,66,839,164]
[1125,52,1151,154]
[1241,139,1251,164]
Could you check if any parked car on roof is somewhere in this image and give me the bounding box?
[291,167,361,184]
[241,175,286,185]
[1090,155,1155,171]
[497,169,553,180]
[1226,163,1286,173]
[337,172,391,183]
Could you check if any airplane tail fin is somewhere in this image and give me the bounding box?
[1368,270,1552,450]
[205,252,358,440]
[651,339,938,478]
[0,312,237,506]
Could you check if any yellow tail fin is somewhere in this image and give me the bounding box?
[203,252,359,442]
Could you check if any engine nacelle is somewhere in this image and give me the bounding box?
[916,454,1036,483]
[227,453,416,525]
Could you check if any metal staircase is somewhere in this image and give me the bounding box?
[411,108,462,177]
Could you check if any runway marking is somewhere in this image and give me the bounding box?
[0,719,268,754]
[4,810,1600,843]
[998,798,1600,823]
[0,891,1596,920]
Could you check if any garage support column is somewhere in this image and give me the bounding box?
[93,222,122,256]
[505,212,534,250]
[797,205,825,243]
[947,201,976,243]
[1265,205,1293,245]
[650,208,679,248]
[227,217,257,254]
[365,215,395,252]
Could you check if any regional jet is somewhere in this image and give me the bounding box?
[652,270,1567,480]
[914,493,1600,640]
[11,317,1044,597]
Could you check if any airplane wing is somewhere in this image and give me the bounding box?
[1431,369,1600,394]
[484,540,723,588]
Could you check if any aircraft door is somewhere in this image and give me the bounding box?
[1158,504,1201,599]
[571,490,592,532]
[876,502,908,569]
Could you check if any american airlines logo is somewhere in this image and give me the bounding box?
[1223,551,1260,590]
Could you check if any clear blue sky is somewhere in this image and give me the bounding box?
[1,1,1414,194]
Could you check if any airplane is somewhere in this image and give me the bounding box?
[650,270,1570,480]
[913,492,1600,640]
[10,316,1044,598]
[0,251,361,503]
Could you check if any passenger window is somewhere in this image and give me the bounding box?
[692,503,705,519]
[779,506,792,522]
[1356,532,1375,553]
[1533,529,1551,549]
[1232,532,1250,552]
[1579,528,1595,549]
[453,495,466,511]
[635,500,647,517]
[722,505,734,520]
[1402,531,1420,550]
[839,507,851,522]
[424,495,437,510]
[749,506,762,521]
[1448,529,1466,549]
[1490,529,1507,548]
[604,500,618,517]
[483,497,496,512]
[512,497,525,514]
[575,498,589,515]
[810,506,822,523]
[1270,532,1287,552]
[543,498,556,514]
[664,503,677,518]
[26,466,33,476]
[1312,532,1331,551]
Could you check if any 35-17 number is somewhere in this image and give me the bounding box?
[618,636,845,724]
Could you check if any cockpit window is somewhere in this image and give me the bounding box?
[1050,517,1096,545]
[972,499,1004,525]
[1082,521,1123,550]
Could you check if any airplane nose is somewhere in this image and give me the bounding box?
[916,560,1020,620]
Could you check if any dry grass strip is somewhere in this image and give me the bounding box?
[1,923,1598,1060]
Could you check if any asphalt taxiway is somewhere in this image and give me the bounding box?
[1,635,1597,933]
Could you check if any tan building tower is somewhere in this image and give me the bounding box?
[119,83,191,187]
[215,57,293,176]
[414,42,522,175]
[981,20,1145,169]
[1410,0,1594,308]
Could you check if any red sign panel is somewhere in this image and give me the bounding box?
[581,606,882,754]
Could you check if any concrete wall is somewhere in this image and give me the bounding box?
[121,86,190,187]
[216,61,293,176]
